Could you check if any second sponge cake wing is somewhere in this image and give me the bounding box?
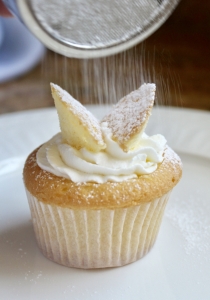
[101,83,156,152]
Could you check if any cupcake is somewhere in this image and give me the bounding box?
[23,83,182,269]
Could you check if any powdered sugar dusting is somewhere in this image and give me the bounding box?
[102,83,156,145]
[51,83,85,112]
[163,146,182,170]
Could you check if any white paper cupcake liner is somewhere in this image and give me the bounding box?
[26,189,171,269]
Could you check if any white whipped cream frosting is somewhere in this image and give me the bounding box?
[37,123,166,183]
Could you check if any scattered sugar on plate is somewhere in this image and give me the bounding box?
[166,189,210,257]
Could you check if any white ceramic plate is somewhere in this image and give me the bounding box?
[0,106,210,300]
[0,17,45,83]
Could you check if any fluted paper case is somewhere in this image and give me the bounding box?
[26,189,170,269]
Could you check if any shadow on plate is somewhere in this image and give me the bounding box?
[0,221,118,278]
[0,221,42,277]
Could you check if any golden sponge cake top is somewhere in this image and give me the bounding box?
[23,146,182,209]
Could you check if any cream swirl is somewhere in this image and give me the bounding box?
[37,124,166,183]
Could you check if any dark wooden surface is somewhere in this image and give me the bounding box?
[0,0,210,114]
